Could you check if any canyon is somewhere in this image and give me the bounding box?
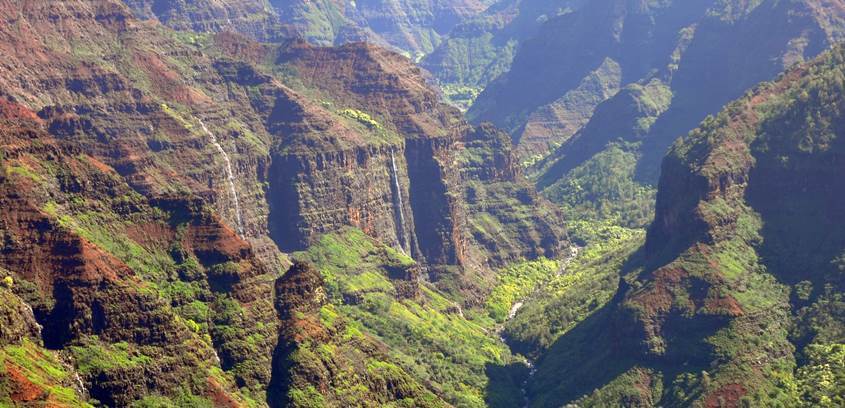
[0,0,844,407]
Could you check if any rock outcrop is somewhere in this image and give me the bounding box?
[268,261,448,407]
[0,1,566,405]
[527,44,845,407]
[123,0,293,41]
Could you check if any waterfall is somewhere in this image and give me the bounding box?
[199,119,244,236]
[389,149,409,254]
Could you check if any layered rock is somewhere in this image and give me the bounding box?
[0,99,272,405]
[123,0,293,41]
[0,1,567,405]
[271,0,488,56]
[527,44,845,407]
[467,0,845,198]
[262,41,566,294]
[460,124,565,266]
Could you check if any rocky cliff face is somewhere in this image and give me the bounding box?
[123,0,293,41]
[468,0,845,213]
[0,0,564,283]
[271,0,488,57]
[0,99,273,405]
[460,124,565,266]
[259,40,565,294]
[526,44,845,407]
[0,0,565,405]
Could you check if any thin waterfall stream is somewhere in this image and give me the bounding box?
[389,149,409,254]
[199,119,244,236]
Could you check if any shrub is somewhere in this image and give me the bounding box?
[338,108,382,130]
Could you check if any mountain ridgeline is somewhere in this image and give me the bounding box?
[123,0,490,58]
[0,0,564,406]
[0,0,844,407]
[522,44,845,407]
[464,0,845,230]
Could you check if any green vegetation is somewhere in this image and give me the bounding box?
[44,201,175,285]
[797,343,845,406]
[294,228,517,407]
[485,258,559,322]
[504,221,644,354]
[5,164,44,184]
[536,46,845,406]
[543,142,656,228]
[0,339,92,407]
[69,337,153,375]
[440,84,482,111]
[423,29,518,99]
[577,367,663,407]
[337,108,383,130]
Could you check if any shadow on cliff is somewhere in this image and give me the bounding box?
[484,237,731,406]
[635,0,829,184]
[484,300,637,408]
[267,155,307,253]
[266,337,294,408]
[745,120,845,309]
[483,247,644,408]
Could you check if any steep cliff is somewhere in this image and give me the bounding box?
[525,44,845,407]
[0,99,273,405]
[261,40,566,298]
[0,0,566,405]
[466,0,845,228]
[271,0,489,57]
[123,0,293,41]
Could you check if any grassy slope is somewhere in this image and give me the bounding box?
[293,228,520,407]
[523,45,845,407]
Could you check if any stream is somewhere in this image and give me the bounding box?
[497,245,582,407]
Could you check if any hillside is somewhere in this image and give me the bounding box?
[520,43,845,407]
[271,0,491,58]
[420,0,586,109]
[0,0,566,406]
[1,0,844,407]
[123,0,490,58]
[467,0,845,228]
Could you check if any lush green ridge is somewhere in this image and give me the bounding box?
[520,44,845,407]
[0,339,92,407]
[504,221,644,356]
[292,228,520,407]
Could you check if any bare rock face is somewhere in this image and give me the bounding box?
[269,146,419,254]
[265,42,565,281]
